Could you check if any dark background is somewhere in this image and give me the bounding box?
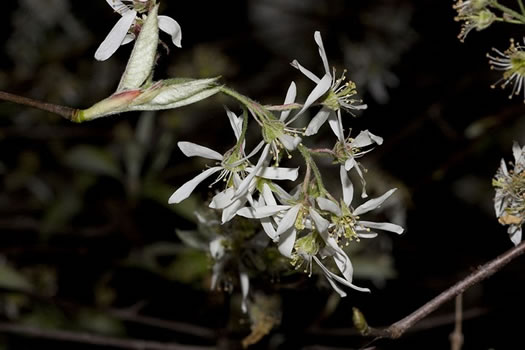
[0,0,524,349]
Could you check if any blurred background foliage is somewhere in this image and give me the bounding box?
[0,0,524,349]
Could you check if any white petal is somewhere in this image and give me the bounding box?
[309,208,330,233]
[305,107,331,136]
[209,237,225,259]
[178,141,223,160]
[276,204,302,236]
[510,227,522,245]
[261,219,278,241]
[221,191,250,223]
[332,249,353,282]
[168,167,221,204]
[247,166,299,181]
[316,197,341,216]
[239,271,249,313]
[237,205,289,219]
[122,33,136,45]
[234,145,270,198]
[345,157,356,171]
[353,130,383,148]
[297,74,332,116]
[512,141,523,164]
[225,108,243,141]
[290,60,320,83]
[327,111,344,142]
[95,10,136,61]
[277,227,297,258]
[354,188,397,216]
[313,256,370,293]
[158,15,182,48]
[278,134,302,151]
[261,183,277,206]
[314,31,330,76]
[280,82,297,122]
[358,221,404,234]
[357,232,378,239]
[340,165,354,207]
[209,187,234,209]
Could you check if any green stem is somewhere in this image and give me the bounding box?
[264,103,303,112]
[0,90,82,122]
[491,1,525,23]
[219,86,268,124]
[298,144,328,196]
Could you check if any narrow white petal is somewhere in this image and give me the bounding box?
[512,141,523,164]
[247,166,299,181]
[332,249,353,282]
[95,10,136,61]
[276,204,302,236]
[261,219,278,241]
[209,188,234,209]
[510,227,522,245]
[239,271,249,313]
[237,205,289,219]
[277,227,297,258]
[178,141,223,160]
[234,145,270,198]
[357,232,378,239]
[358,221,404,234]
[305,107,331,136]
[313,256,370,293]
[158,15,182,47]
[316,197,341,216]
[314,31,330,76]
[297,74,332,116]
[353,130,383,147]
[345,157,356,171]
[354,188,397,216]
[221,192,250,223]
[261,183,277,206]
[225,108,243,141]
[290,60,320,83]
[168,167,221,204]
[340,165,354,207]
[280,82,297,122]
[309,208,330,233]
[327,111,344,142]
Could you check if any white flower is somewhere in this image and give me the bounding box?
[335,129,383,198]
[317,168,403,245]
[95,0,182,61]
[487,39,525,102]
[291,31,367,139]
[493,142,525,245]
[169,109,299,223]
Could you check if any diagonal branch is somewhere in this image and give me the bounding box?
[366,241,525,339]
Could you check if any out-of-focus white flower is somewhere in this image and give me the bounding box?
[95,0,182,61]
[487,39,525,102]
[291,31,367,139]
[493,142,525,245]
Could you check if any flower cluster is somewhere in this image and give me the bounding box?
[493,142,525,245]
[169,31,403,302]
[487,38,525,103]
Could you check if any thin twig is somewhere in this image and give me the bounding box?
[367,241,525,339]
[0,322,215,350]
[449,294,464,350]
[0,91,78,121]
